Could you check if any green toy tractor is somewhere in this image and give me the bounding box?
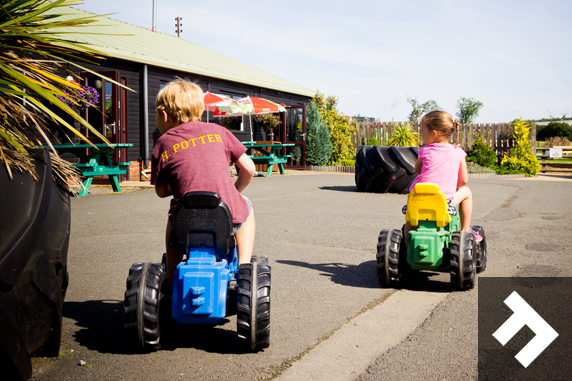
[376,183,487,290]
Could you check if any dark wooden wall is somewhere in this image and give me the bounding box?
[48,57,311,163]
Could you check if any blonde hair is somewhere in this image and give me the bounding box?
[155,78,204,124]
[421,110,460,145]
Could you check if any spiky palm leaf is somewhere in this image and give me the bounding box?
[0,0,129,193]
[388,123,421,147]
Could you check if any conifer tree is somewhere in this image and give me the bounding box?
[306,101,332,166]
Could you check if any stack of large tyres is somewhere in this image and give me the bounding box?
[0,149,70,381]
[355,145,419,194]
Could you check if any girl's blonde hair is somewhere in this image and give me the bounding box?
[421,110,460,145]
[155,78,204,124]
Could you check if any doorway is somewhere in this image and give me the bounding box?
[81,70,129,180]
[281,105,306,168]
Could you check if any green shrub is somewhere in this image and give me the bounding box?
[466,136,496,167]
[491,165,525,175]
[500,118,541,176]
[536,122,572,141]
[367,136,380,146]
[467,162,495,174]
[305,101,332,166]
[341,158,356,167]
[313,91,355,165]
[388,123,421,147]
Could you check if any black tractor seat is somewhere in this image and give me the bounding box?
[169,191,234,259]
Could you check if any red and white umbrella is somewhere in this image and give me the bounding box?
[203,92,243,122]
[236,96,286,140]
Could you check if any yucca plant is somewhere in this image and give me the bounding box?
[388,123,421,147]
[0,0,126,192]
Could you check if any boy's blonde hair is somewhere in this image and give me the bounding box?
[155,78,204,124]
[421,110,460,145]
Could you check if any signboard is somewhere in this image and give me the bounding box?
[549,149,563,159]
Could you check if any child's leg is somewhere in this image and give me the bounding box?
[453,186,473,231]
[235,201,255,265]
[165,219,182,286]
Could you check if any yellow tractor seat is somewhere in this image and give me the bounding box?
[405,183,452,228]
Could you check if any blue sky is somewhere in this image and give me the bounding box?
[76,0,571,122]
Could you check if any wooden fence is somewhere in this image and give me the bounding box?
[352,121,536,155]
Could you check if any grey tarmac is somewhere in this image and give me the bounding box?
[29,172,572,381]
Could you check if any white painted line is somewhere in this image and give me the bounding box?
[276,290,448,381]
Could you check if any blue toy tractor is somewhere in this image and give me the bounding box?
[124,192,271,351]
[376,183,487,290]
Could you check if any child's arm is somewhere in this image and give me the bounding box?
[415,157,423,174]
[457,159,468,190]
[155,182,172,198]
[234,153,255,193]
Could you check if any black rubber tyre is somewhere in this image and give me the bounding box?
[124,262,167,351]
[449,231,477,290]
[237,261,271,351]
[376,229,402,287]
[251,255,269,265]
[472,226,487,273]
[355,145,419,194]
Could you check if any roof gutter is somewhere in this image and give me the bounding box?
[143,64,149,167]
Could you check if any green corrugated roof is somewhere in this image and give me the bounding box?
[47,6,315,97]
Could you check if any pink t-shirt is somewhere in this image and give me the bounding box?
[150,122,248,223]
[409,143,467,199]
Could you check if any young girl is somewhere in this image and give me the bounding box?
[404,110,482,243]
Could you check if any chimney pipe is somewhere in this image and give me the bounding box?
[152,0,157,32]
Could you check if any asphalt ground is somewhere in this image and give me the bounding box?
[30,173,572,381]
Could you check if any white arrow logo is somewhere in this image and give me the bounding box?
[492,291,559,368]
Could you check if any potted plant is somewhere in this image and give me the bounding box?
[0,2,120,380]
[255,114,281,141]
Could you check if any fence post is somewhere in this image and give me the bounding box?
[531,122,536,155]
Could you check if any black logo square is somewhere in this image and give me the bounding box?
[479,277,572,380]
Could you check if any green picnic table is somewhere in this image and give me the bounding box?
[238,142,294,177]
[44,143,134,196]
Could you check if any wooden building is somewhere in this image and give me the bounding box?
[48,6,314,179]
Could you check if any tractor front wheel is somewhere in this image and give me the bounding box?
[376,229,402,287]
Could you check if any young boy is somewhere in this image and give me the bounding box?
[150,78,256,285]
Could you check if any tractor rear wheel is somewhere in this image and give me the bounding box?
[376,229,402,287]
[237,261,271,351]
[449,231,477,290]
[124,262,167,351]
[471,226,487,273]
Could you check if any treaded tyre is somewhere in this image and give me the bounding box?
[471,226,487,273]
[251,255,269,265]
[355,145,419,194]
[376,229,402,286]
[124,262,167,351]
[450,231,477,290]
[237,261,271,351]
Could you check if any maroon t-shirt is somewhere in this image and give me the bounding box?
[150,122,248,223]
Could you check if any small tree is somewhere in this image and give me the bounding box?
[407,96,440,122]
[466,136,496,168]
[500,118,541,176]
[312,91,355,165]
[305,101,332,166]
[456,97,483,123]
